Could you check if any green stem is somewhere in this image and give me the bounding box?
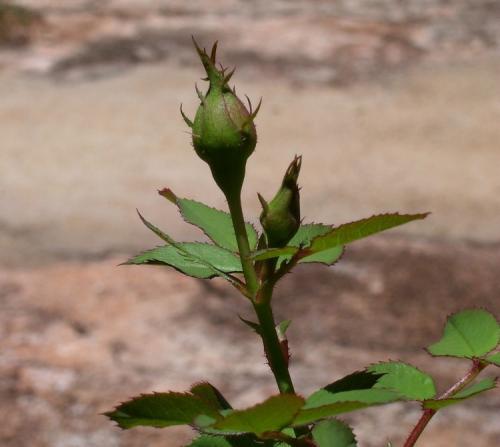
[226,192,295,395]
[254,283,295,394]
[226,193,260,296]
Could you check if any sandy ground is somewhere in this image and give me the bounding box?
[1,58,500,266]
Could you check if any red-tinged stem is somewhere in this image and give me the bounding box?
[403,359,488,447]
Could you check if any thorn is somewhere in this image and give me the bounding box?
[245,94,253,113]
[257,193,269,214]
[179,104,193,128]
[210,40,218,63]
[222,67,236,86]
[250,97,262,119]
[195,83,205,104]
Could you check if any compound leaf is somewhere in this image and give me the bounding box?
[368,361,436,400]
[312,419,357,447]
[486,353,500,367]
[160,189,258,252]
[105,392,221,429]
[423,378,497,410]
[427,309,500,358]
[126,243,242,279]
[210,394,305,435]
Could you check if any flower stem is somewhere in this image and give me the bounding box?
[227,192,295,393]
[226,192,260,297]
[253,283,296,394]
[402,360,488,447]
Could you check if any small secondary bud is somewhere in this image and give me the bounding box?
[184,37,260,199]
[259,156,302,248]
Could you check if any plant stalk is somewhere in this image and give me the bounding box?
[402,360,487,447]
[226,191,296,395]
[253,283,296,394]
[226,192,260,297]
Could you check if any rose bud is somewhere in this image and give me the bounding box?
[259,156,302,248]
[181,38,260,200]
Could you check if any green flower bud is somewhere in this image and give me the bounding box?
[181,38,260,199]
[259,156,302,248]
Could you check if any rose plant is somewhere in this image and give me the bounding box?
[105,39,499,447]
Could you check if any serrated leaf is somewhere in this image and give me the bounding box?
[486,353,500,367]
[293,371,400,426]
[105,392,221,429]
[368,362,436,400]
[210,394,305,435]
[127,243,242,279]
[309,213,429,252]
[252,213,427,263]
[293,391,399,426]
[160,189,258,252]
[190,383,232,410]
[423,378,497,410]
[285,224,343,265]
[312,420,357,447]
[427,309,500,358]
[252,247,298,261]
[187,435,263,447]
[298,246,344,265]
[308,371,382,403]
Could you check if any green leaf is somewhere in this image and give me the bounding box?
[285,224,344,265]
[187,435,263,447]
[105,392,221,429]
[427,309,500,358]
[293,391,399,426]
[309,213,429,253]
[252,246,298,262]
[312,420,357,447]
[298,246,344,265]
[210,394,305,435]
[252,213,427,263]
[293,371,400,426]
[190,382,232,410]
[160,189,258,252]
[126,243,242,279]
[486,353,500,367]
[423,378,497,410]
[368,362,436,400]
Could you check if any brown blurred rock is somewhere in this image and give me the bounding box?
[0,236,498,447]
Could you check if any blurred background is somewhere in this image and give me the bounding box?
[0,1,499,446]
